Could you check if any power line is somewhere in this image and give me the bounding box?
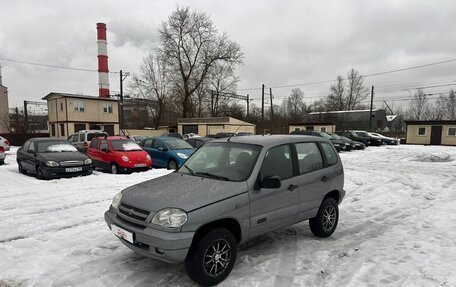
[0,56,120,73]
[238,58,456,91]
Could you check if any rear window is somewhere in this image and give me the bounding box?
[321,143,338,166]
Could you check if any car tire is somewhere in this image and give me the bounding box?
[309,197,339,238]
[167,160,177,170]
[185,228,238,286]
[18,161,27,174]
[0,160,4,165]
[36,166,47,180]
[110,163,119,174]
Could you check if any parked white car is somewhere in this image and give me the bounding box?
[183,133,202,140]
[0,136,10,151]
[369,132,399,145]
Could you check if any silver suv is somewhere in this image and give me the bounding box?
[105,135,345,285]
[67,130,107,153]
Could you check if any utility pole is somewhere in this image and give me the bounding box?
[269,88,274,132]
[369,85,374,131]
[211,90,214,117]
[262,84,265,135]
[246,94,249,118]
[119,70,129,132]
[23,101,28,133]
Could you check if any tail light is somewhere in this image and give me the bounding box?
[4,140,9,145]
[0,146,4,153]
[83,142,89,148]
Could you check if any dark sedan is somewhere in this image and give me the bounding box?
[290,130,346,152]
[185,137,213,148]
[335,130,371,146]
[17,138,93,180]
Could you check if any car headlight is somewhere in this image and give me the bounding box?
[151,208,188,228]
[111,192,122,209]
[333,143,340,147]
[345,143,350,146]
[84,158,92,165]
[146,154,151,161]
[177,153,188,159]
[45,161,59,167]
[121,155,129,162]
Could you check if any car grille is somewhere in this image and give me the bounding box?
[118,203,150,226]
[60,160,83,167]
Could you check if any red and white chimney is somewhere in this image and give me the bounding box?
[97,22,110,97]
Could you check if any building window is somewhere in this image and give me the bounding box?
[74,100,85,112]
[418,127,426,136]
[103,102,113,113]
[60,102,64,112]
[306,126,314,131]
[60,124,65,137]
[448,127,456,136]
[320,127,327,132]
[294,128,300,131]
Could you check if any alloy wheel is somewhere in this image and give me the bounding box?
[203,239,231,277]
[323,206,337,230]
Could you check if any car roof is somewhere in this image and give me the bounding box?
[95,136,128,140]
[27,137,69,142]
[210,134,329,147]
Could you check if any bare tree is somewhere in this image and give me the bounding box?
[409,89,428,120]
[327,76,345,110]
[158,6,243,117]
[447,89,456,120]
[287,88,306,121]
[325,69,367,111]
[208,64,239,116]
[131,52,169,129]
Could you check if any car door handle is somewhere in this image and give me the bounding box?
[321,176,330,182]
[287,184,298,191]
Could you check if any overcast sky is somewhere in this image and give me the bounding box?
[1,0,456,110]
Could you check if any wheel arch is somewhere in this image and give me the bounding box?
[323,190,341,204]
[190,218,242,249]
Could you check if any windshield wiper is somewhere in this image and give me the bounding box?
[183,164,195,175]
[194,172,229,181]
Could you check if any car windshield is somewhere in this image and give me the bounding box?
[356,132,369,137]
[111,140,142,151]
[319,132,333,140]
[38,141,78,153]
[330,134,342,140]
[163,138,193,150]
[178,142,262,182]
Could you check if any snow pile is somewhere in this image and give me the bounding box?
[1,145,456,286]
[121,142,141,151]
[45,144,78,152]
[413,152,453,163]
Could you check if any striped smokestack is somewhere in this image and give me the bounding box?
[96,23,110,97]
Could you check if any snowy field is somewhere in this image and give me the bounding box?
[1,145,455,287]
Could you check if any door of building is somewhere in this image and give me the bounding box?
[104,125,114,136]
[430,126,442,145]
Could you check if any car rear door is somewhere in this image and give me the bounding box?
[98,139,112,170]
[249,144,299,238]
[87,138,101,167]
[293,142,327,222]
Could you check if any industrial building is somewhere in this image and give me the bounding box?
[288,122,336,134]
[405,120,456,146]
[43,92,120,138]
[0,67,10,133]
[309,109,387,131]
[177,117,255,136]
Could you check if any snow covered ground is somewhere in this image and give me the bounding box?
[0,145,455,287]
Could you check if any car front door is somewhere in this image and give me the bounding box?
[294,142,327,222]
[152,139,167,167]
[249,144,299,238]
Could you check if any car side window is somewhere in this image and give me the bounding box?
[295,142,323,174]
[143,139,153,148]
[90,138,99,149]
[321,143,338,166]
[79,133,85,142]
[28,142,35,152]
[153,139,165,150]
[99,140,109,152]
[72,135,78,142]
[23,141,30,151]
[260,144,293,181]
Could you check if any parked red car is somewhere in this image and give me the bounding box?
[87,136,152,174]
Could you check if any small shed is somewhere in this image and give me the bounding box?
[288,122,336,134]
[405,120,456,146]
[177,117,255,136]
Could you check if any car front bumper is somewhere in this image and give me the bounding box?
[41,165,93,178]
[104,208,194,264]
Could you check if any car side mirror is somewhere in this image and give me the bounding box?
[261,176,282,189]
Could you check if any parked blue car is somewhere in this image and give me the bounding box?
[138,137,195,170]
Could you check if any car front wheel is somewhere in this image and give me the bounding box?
[185,228,237,286]
[18,161,27,174]
[309,197,339,238]
[110,164,119,174]
[167,160,177,170]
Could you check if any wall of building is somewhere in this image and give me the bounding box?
[0,85,10,133]
[66,98,118,123]
[442,125,456,145]
[177,117,256,136]
[289,124,336,133]
[406,125,431,145]
[123,128,168,137]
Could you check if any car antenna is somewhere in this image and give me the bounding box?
[228,119,249,142]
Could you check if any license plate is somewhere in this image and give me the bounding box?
[134,163,146,168]
[65,167,82,172]
[111,224,134,243]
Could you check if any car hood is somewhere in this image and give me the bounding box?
[330,139,346,145]
[116,150,148,160]
[120,172,249,212]
[38,151,89,162]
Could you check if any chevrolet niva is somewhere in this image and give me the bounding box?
[105,135,345,286]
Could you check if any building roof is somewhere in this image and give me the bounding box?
[42,92,118,102]
[386,115,398,121]
[404,120,456,125]
[177,117,254,125]
[309,109,382,115]
[289,121,336,126]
